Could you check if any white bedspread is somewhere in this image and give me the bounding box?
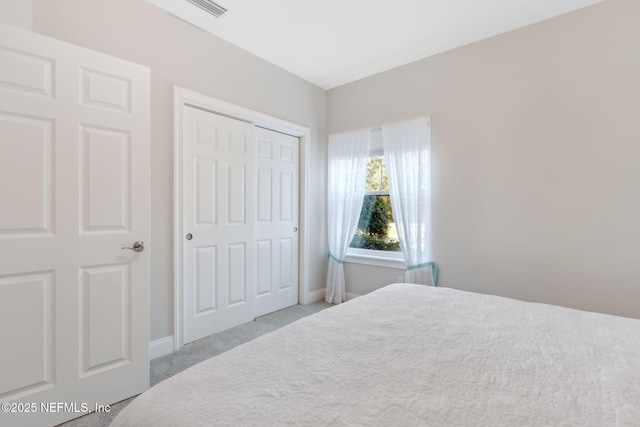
[111,284,640,426]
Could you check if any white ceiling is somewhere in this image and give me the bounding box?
[147,0,604,90]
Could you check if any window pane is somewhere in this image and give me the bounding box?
[349,195,400,252]
[365,156,388,192]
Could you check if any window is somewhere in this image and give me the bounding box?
[348,130,402,262]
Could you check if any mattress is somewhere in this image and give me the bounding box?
[111,283,640,426]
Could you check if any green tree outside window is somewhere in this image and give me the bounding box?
[350,155,400,252]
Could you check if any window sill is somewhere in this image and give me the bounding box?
[344,250,406,269]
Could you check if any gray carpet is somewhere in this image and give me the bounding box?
[57,302,331,427]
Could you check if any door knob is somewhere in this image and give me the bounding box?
[122,241,144,252]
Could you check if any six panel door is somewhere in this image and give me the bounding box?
[0,25,150,427]
[255,127,299,317]
[182,106,256,344]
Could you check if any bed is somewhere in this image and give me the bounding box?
[111,283,640,426]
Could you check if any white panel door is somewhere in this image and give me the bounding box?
[0,25,150,427]
[183,106,255,344]
[255,127,299,317]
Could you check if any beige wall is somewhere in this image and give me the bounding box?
[0,0,32,30]
[27,0,640,339]
[330,0,640,319]
[32,0,327,340]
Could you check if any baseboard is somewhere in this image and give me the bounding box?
[303,287,361,304]
[303,287,326,304]
[149,335,174,360]
[345,292,362,301]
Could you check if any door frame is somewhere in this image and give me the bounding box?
[173,86,311,351]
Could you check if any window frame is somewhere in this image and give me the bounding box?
[345,247,405,269]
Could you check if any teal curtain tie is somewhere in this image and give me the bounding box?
[406,261,439,286]
[327,251,344,265]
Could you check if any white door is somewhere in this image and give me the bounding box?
[255,127,299,317]
[0,25,150,427]
[182,106,255,344]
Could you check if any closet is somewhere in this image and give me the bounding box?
[179,101,300,344]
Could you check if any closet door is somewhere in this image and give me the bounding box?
[182,106,255,344]
[254,127,299,317]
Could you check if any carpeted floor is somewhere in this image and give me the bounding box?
[57,301,331,427]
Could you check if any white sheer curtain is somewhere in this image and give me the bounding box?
[326,129,370,303]
[382,118,437,286]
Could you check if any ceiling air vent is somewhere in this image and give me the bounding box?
[186,0,228,18]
